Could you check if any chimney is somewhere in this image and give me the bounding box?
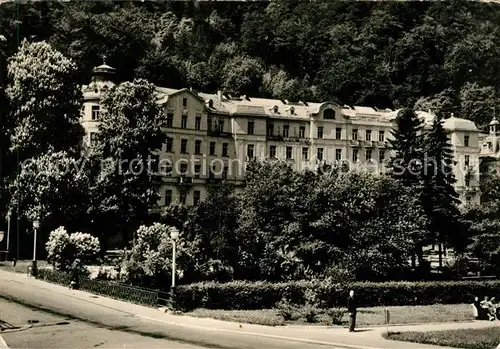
[217,90,223,107]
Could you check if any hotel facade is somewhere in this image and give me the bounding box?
[81,63,482,208]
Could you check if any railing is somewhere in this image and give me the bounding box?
[36,269,159,308]
[266,135,284,141]
[207,129,232,138]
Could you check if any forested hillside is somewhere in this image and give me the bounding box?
[1,0,500,127]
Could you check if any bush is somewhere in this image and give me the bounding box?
[276,299,294,321]
[326,308,345,325]
[45,226,100,271]
[175,280,500,311]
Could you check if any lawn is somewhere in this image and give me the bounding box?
[384,327,500,349]
[186,304,474,327]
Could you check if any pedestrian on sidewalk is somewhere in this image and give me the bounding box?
[347,290,357,332]
[69,258,81,290]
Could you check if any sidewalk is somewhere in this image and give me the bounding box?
[1,269,498,349]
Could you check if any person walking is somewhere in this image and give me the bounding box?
[347,290,357,332]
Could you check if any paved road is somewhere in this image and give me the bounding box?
[0,274,346,349]
[0,298,204,349]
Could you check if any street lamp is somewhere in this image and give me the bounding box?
[170,227,179,289]
[6,211,11,260]
[169,226,180,310]
[0,230,4,261]
[32,220,40,277]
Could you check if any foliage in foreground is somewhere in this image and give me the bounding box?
[384,327,500,349]
[45,226,100,271]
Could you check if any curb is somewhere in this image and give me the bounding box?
[0,335,10,349]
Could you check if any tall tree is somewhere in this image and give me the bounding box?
[422,115,461,268]
[6,40,85,161]
[90,79,167,247]
[387,108,425,184]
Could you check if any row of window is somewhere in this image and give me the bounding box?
[165,138,230,156]
[251,145,386,162]
[264,124,387,141]
[165,188,200,206]
[158,161,229,179]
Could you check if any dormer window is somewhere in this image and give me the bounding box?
[273,106,279,113]
[289,107,295,115]
[208,99,214,108]
[324,109,336,119]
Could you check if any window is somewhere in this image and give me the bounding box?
[466,196,472,203]
[317,127,324,139]
[267,123,274,136]
[195,116,201,130]
[464,135,470,147]
[195,140,201,154]
[335,149,342,161]
[379,150,385,162]
[194,165,201,178]
[323,109,335,119]
[247,144,255,159]
[248,121,254,135]
[164,163,173,176]
[210,142,216,155]
[166,112,174,127]
[317,148,324,161]
[180,163,188,175]
[366,149,372,162]
[209,165,215,179]
[150,154,160,173]
[269,145,277,158]
[465,178,470,187]
[222,143,229,157]
[352,129,358,140]
[302,147,309,160]
[336,128,342,140]
[165,190,172,205]
[299,126,306,138]
[353,149,359,162]
[379,130,385,142]
[193,191,201,205]
[218,119,224,132]
[179,190,187,205]
[181,139,188,153]
[166,137,173,152]
[283,125,290,138]
[91,105,100,120]
[222,165,228,179]
[465,155,470,167]
[366,130,372,141]
[181,115,188,129]
[182,97,187,107]
[286,146,293,159]
[208,116,212,131]
[89,132,98,145]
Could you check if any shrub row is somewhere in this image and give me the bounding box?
[175,280,500,310]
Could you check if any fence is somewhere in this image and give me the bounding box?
[36,268,160,307]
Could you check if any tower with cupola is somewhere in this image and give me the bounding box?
[81,57,116,145]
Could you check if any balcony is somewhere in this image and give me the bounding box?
[351,140,360,146]
[266,134,284,141]
[283,136,310,145]
[177,176,193,186]
[207,129,232,138]
[363,140,374,147]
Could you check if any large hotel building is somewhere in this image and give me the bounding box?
[82,62,483,208]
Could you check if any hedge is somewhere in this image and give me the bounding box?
[174,280,500,311]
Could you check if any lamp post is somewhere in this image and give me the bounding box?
[170,227,179,288]
[0,230,4,262]
[6,211,11,260]
[32,220,39,277]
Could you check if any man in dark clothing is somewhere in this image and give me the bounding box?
[347,290,357,332]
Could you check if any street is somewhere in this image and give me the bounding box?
[0,272,347,349]
[0,298,204,349]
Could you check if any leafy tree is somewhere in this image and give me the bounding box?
[90,79,167,246]
[387,108,425,184]
[6,40,85,161]
[222,56,264,96]
[8,151,90,232]
[459,82,499,129]
[414,88,458,119]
